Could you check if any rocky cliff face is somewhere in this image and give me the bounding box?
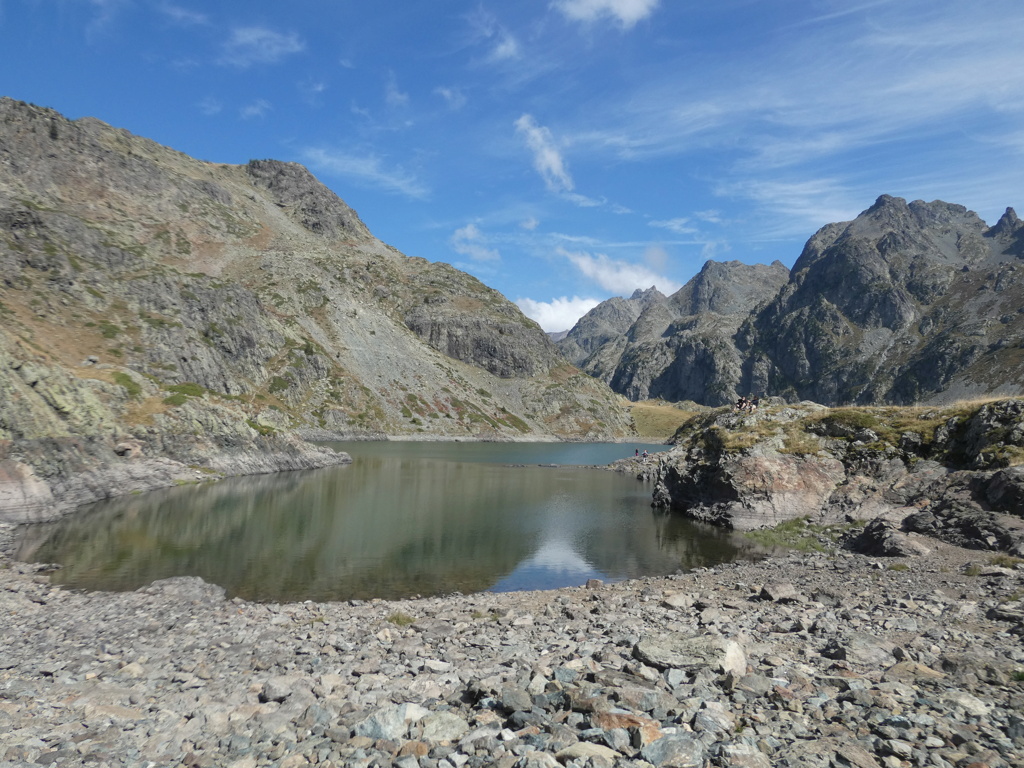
[741,196,1024,405]
[558,261,790,404]
[0,98,632,520]
[563,196,1024,407]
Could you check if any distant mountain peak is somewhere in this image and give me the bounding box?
[629,286,665,301]
[990,206,1022,236]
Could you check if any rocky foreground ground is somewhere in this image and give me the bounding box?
[3,520,1024,768]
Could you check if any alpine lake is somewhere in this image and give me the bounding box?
[15,441,768,603]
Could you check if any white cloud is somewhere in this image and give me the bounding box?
[553,0,660,28]
[516,296,601,333]
[197,96,222,116]
[300,79,327,105]
[158,3,208,26]
[491,31,520,61]
[435,86,467,110]
[220,27,305,68]
[451,223,500,262]
[649,217,695,235]
[302,147,429,199]
[85,0,129,41]
[514,114,574,194]
[561,247,681,295]
[694,210,722,224]
[385,71,408,107]
[240,99,271,119]
[467,8,522,62]
[520,216,539,231]
[563,191,604,208]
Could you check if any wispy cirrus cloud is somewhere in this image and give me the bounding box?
[490,31,520,61]
[515,296,600,332]
[240,99,271,119]
[219,27,305,68]
[157,3,208,26]
[553,0,660,28]
[197,96,222,116]
[299,79,327,106]
[466,7,521,62]
[385,71,409,108]
[715,178,863,239]
[84,0,129,42]
[302,147,429,199]
[512,114,608,206]
[514,114,574,194]
[451,223,500,262]
[434,86,467,110]
[649,217,695,235]
[548,1,1024,234]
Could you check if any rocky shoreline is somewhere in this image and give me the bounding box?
[3,518,1023,768]
[0,435,353,525]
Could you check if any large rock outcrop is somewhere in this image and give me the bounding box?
[648,400,1024,551]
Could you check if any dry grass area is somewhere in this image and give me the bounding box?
[689,396,1024,466]
[629,399,709,439]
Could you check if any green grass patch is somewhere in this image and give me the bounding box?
[743,517,855,553]
[268,376,291,394]
[165,382,205,397]
[246,419,275,436]
[98,321,122,339]
[386,611,415,627]
[142,315,182,330]
[112,372,142,399]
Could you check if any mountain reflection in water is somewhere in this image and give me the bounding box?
[16,442,766,602]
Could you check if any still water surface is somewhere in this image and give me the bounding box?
[16,442,765,602]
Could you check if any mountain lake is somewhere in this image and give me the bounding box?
[14,441,768,602]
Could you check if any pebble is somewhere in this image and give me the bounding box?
[2,522,1024,768]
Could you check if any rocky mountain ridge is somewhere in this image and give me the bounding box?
[0,97,632,521]
[560,196,1024,406]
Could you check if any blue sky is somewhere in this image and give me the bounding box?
[3,1,1023,331]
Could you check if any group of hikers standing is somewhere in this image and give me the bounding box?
[734,395,761,412]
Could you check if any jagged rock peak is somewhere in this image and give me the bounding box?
[630,286,665,301]
[245,159,370,240]
[865,193,908,216]
[670,259,789,316]
[990,206,1022,235]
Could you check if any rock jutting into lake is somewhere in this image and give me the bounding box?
[639,399,1024,555]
